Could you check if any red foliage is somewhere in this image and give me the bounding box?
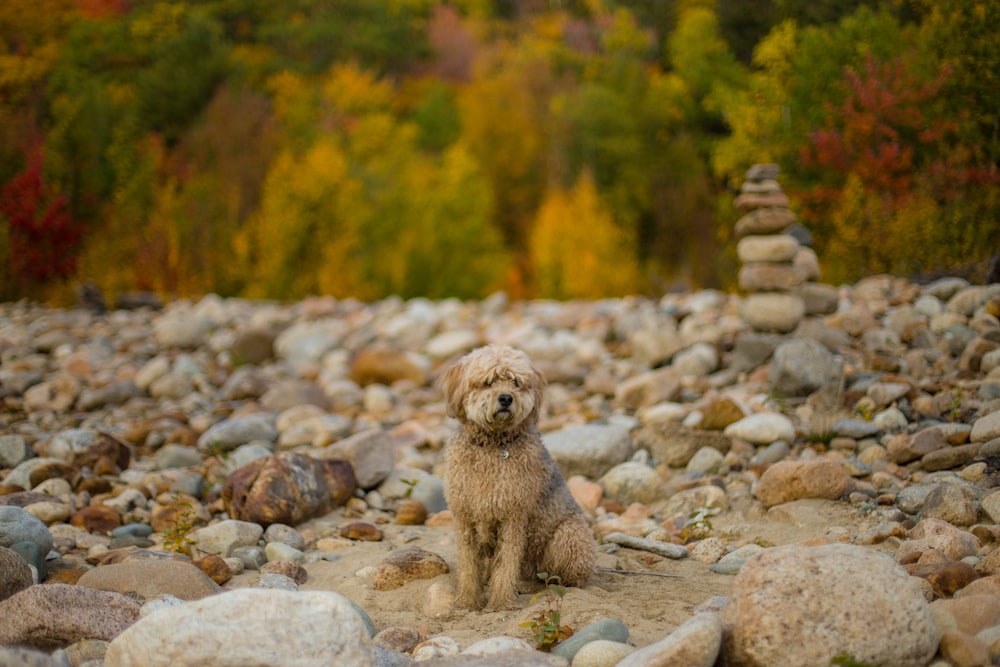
[75,0,129,20]
[0,142,83,285]
[801,54,970,202]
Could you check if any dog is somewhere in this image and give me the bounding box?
[437,344,595,611]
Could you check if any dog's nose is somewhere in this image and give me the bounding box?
[498,394,513,408]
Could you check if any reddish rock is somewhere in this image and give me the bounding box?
[193,554,232,585]
[395,500,427,526]
[340,522,384,541]
[260,560,308,585]
[222,452,356,527]
[70,506,122,536]
[755,460,851,508]
[349,345,429,387]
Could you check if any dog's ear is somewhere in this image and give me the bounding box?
[525,362,546,423]
[436,357,467,420]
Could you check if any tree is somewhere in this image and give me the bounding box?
[530,171,641,298]
[0,141,81,290]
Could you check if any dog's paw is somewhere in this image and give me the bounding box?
[484,593,519,612]
[454,593,484,611]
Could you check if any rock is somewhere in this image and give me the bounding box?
[551,618,629,662]
[754,460,851,507]
[76,559,222,601]
[635,422,731,468]
[736,235,800,264]
[0,505,54,554]
[740,293,805,333]
[0,646,67,667]
[614,367,683,411]
[152,310,212,349]
[599,462,663,505]
[938,630,990,667]
[221,452,356,526]
[734,207,796,238]
[374,546,449,591]
[349,345,429,387]
[462,636,534,655]
[738,264,807,291]
[723,413,795,446]
[104,589,373,667]
[697,397,746,431]
[70,505,121,535]
[197,414,277,454]
[602,532,687,559]
[0,546,33,600]
[0,583,140,650]
[544,424,635,480]
[971,410,1000,442]
[191,519,264,557]
[395,499,428,525]
[672,343,719,378]
[0,435,31,468]
[261,379,330,412]
[921,482,981,526]
[570,640,634,667]
[616,612,722,667]
[769,338,842,398]
[311,429,394,490]
[722,544,939,667]
[730,332,782,372]
[260,560,307,584]
[897,518,980,563]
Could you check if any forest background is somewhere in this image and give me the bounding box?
[1,0,997,304]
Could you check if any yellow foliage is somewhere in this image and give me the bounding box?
[530,171,641,299]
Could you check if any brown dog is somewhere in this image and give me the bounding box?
[437,344,595,611]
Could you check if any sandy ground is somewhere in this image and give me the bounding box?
[221,497,879,650]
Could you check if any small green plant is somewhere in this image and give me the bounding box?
[161,497,197,557]
[678,508,716,543]
[520,572,574,652]
[400,477,418,499]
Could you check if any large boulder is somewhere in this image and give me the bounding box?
[721,544,939,667]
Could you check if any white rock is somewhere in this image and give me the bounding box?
[191,520,263,557]
[105,589,373,667]
[462,636,534,655]
[723,413,795,445]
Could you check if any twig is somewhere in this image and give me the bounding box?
[596,567,683,579]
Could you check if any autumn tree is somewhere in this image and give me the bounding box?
[531,171,641,299]
[0,141,81,294]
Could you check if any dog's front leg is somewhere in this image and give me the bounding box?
[485,519,528,611]
[454,523,485,610]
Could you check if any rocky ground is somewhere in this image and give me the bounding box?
[1,274,999,667]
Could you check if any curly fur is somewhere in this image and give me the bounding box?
[437,344,596,611]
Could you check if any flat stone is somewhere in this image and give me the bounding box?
[374,546,449,591]
[616,612,722,667]
[76,559,222,601]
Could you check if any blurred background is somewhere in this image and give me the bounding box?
[1,0,996,305]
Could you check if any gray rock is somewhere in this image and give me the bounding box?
[104,589,373,667]
[0,505,53,554]
[730,333,782,373]
[832,418,880,439]
[311,428,394,490]
[602,533,687,559]
[153,444,202,470]
[971,409,1000,443]
[11,541,46,581]
[0,435,31,469]
[769,338,842,398]
[543,424,635,480]
[231,545,268,570]
[616,612,722,667]
[722,544,939,667]
[0,584,140,650]
[0,646,69,667]
[736,235,800,264]
[197,414,277,453]
[263,523,307,551]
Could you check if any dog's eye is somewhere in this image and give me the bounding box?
[483,379,493,387]
[513,378,520,388]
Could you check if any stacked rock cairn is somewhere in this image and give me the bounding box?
[734,163,839,333]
